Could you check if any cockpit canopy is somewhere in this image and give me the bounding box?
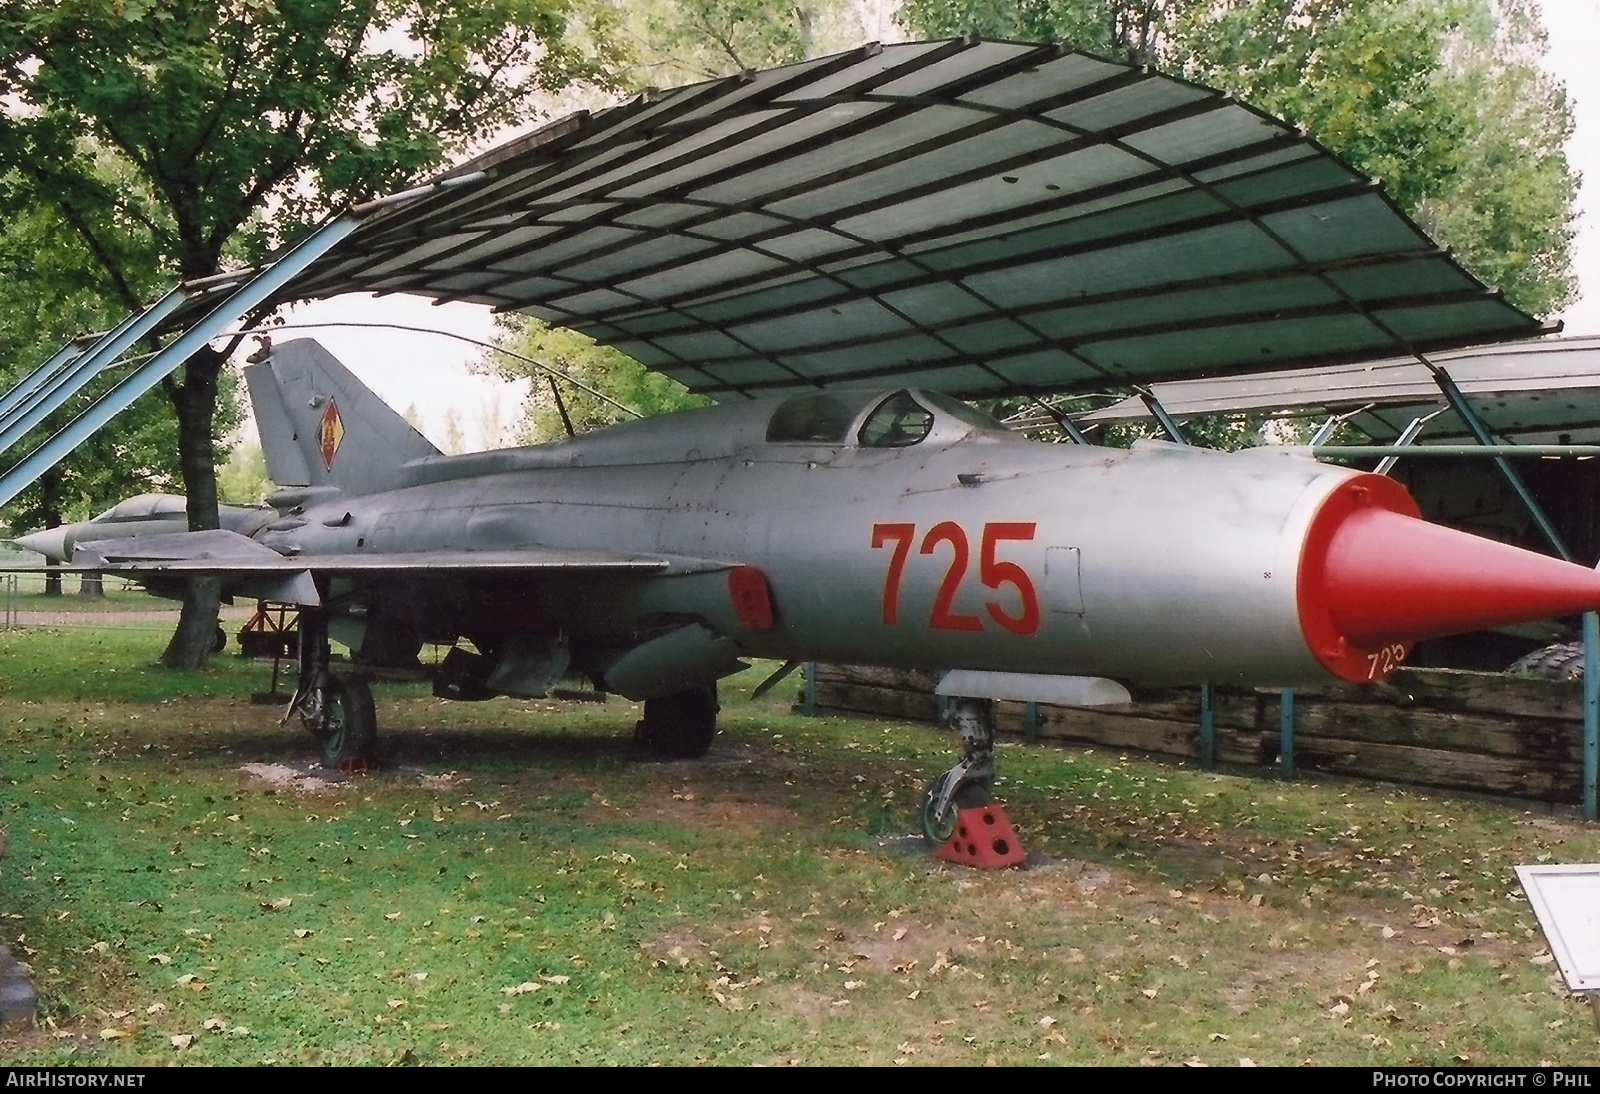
[764,388,1011,447]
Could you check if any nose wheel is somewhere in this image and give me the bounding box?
[920,697,996,846]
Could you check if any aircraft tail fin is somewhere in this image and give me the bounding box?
[245,338,440,496]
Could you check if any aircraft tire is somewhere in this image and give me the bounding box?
[920,777,991,847]
[637,686,718,759]
[321,676,377,771]
[213,626,227,654]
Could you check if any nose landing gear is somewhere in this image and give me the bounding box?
[920,696,996,846]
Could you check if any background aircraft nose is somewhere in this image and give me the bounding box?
[12,526,70,563]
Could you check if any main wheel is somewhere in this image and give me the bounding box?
[920,775,991,846]
[320,676,377,770]
[637,686,718,759]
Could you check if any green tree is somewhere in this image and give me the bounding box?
[216,442,272,508]
[0,0,612,665]
[485,319,711,442]
[0,172,240,589]
[898,0,1578,318]
[615,0,860,85]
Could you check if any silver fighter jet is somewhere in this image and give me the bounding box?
[65,338,1600,842]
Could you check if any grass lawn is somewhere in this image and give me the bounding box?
[0,621,1597,1065]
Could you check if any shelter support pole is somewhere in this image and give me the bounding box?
[802,662,817,715]
[1138,389,1188,445]
[1199,684,1215,770]
[1279,688,1296,779]
[0,339,83,424]
[1023,700,1038,743]
[1374,412,1439,476]
[1425,363,1572,561]
[0,288,191,456]
[0,215,362,511]
[1057,416,1090,445]
[1585,612,1598,823]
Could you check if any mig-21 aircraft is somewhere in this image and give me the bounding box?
[57,337,1600,843]
[9,39,1600,844]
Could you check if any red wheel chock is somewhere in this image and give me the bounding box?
[934,804,1027,869]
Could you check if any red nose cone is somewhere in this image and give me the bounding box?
[1299,474,1600,682]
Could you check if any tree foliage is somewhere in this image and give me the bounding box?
[898,0,1578,318]
[0,172,240,538]
[0,0,612,661]
[610,0,863,86]
[485,320,711,443]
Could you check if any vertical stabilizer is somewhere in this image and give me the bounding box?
[245,338,440,496]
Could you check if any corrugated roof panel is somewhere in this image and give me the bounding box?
[1044,77,1213,132]
[1026,276,1343,340]
[962,220,1293,307]
[1121,106,1282,163]
[727,298,914,352]
[768,41,951,102]
[959,52,1134,110]
[244,38,1541,400]
[874,39,1037,97]
[1259,195,1422,262]
[1328,260,1478,301]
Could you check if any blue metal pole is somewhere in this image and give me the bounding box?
[1199,684,1215,769]
[0,216,361,510]
[1426,363,1572,562]
[0,288,190,457]
[1024,700,1038,743]
[0,340,84,424]
[1280,688,1296,779]
[1585,612,1597,823]
[1139,389,1189,445]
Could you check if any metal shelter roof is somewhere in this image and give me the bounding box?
[1075,336,1600,444]
[260,37,1541,400]
[0,38,1557,511]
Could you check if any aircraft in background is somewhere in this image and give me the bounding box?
[10,493,271,566]
[49,338,1600,843]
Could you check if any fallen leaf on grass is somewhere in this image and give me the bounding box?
[502,982,541,996]
[293,929,312,939]
[146,953,171,965]
[170,1034,193,1050]
[1141,988,1159,999]
[260,898,291,912]
[99,1028,131,1041]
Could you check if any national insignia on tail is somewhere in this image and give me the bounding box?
[319,399,344,470]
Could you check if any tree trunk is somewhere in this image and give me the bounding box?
[41,470,62,597]
[162,346,225,669]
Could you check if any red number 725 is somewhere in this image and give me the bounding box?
[870,521,1040,635]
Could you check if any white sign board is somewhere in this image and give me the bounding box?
[1515,863,1600,992]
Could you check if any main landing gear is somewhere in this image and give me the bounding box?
[920,697,995,845]
[286,607,377,771]
[635,685,719,759]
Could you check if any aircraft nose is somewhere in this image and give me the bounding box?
[12,527,69,563]
[1298,474,1600,681]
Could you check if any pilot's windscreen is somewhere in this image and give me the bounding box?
[858,390,934,448]
[766,392,858,443]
